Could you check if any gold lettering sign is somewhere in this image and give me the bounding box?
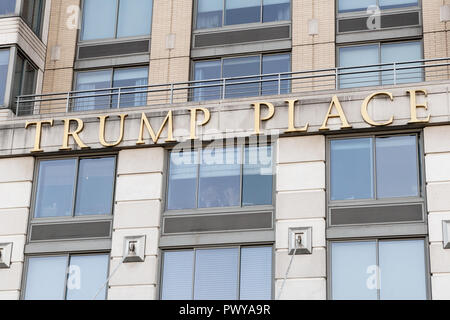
[25,120,54,153]
[98,114,128,147]
[407,89,431,123]
[285,99,308,133]
[319,95,352,131]
[253,102,275,135]
[189,108,211,140]
[361,91,394,126]
[60,118,89,150]
[136,111,176,144]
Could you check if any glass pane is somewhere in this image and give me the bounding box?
[376,135,418,198]
[261,53,291,96]
[22,0,44,35]
[161,250,194,300]
[16,59,37,116]
[0,49,10,106]
[66,255,109,300]
[331,241,378,300]
[243,145,273,206]
[223,56,260,99]
[194,248,239,300]
[197,0,222,29]
[81,0,117,40]
[117,0,152,37]
[0,0,15,15]
[25,256,68,300]
[12,54,24,109]
[167,150,198,210]
[193,60,221,101]
[75,157,115,216]
[379,0,418,9]
[240,247,272,299]
[112,67,148,108]
[338,0,375,12]
[198,147,241,208]
[263,0,290,22]
[379,240,426,300]
[225,0,261,25]
[74,70,112,111]
[330,138,374,201]
[339,45,380,89]
[35,159,77,218]
[381,41,423,85]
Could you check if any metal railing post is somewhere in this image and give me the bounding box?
[117,87,121,109]
[278,73,281,95]
[222,78,226,99]
[66,92,70,112]
[335,67,339,90]
[393,63,397,85]
[16,96,20,115]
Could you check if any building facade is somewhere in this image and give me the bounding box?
[0,0,450,300]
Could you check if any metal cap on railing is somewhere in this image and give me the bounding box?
[13,57,450,116]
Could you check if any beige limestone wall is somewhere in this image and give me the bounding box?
[107,147,165,300]
[0,157,34,300]
[424,125,450,299]
[274,135,327,299]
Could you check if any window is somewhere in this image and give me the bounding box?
[0,49,9,107]
[330,134,419,201]
[196,0,290,29]
[21,0,45,36]
[193,53,290,101]
[34,156,116,218]
[339,41,423,88]
[24,254,109,300]
[338,0,418,13]
[331,239,427,300]
[74,66,148,111]
[13,52,37,116]
[81,0,153,41]
[167,145,273,211]
[161,246,272,300]
[0,0,15,15]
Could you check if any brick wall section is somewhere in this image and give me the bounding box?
[0,157,34,300]
[148,0,193,105]
[107,148,165,300]
[292,0,335,92]
[424,126,450,299]
[274,136,327,299]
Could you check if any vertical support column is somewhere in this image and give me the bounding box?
[422,1,450,81]
[424,126,450,300]
[274,136,326,300]
[291,0,335,91]
[0,157,34,300]
[148,0,193,105]
[41,0,80,113]
[108,148,165,300]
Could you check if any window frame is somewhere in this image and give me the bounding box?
[30,154,118,223]
[72,65,149,111]
[164,140,275,215]
[21,252,111,300]
[78,0,154,43]
[336,39,424,89]
[20,0,46,37]
[336,0,421,16]
[190,52,292,101]
[159,244,275,300]
[193,0,291,31]
[327,236,431,300]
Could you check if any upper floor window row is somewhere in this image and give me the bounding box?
[0,0,45,37]
[81,0,153,41]
[196,0,290,29]
[338,0,418,13]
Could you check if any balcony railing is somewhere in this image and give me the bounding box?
[14,57,450,116]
